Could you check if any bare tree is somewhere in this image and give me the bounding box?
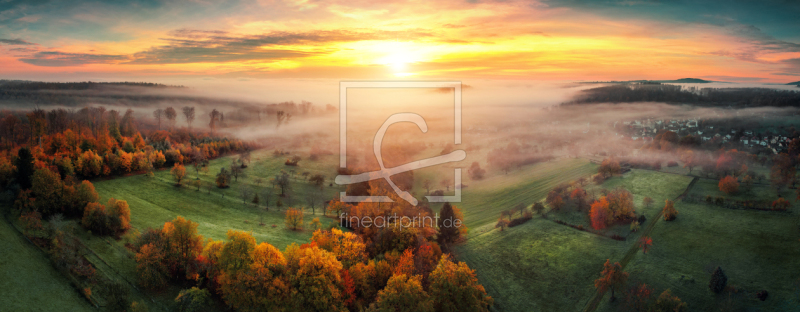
[209,109,220,133]
[182,106,195,129]
[275,170,291,196]
[440,178,451,192]
[153,108,164,130]
[164,107,177,130]
[239,185,253,205]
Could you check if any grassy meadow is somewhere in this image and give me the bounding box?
[597,190,800,311]
[93,150,346,248]
[0,219,94,311]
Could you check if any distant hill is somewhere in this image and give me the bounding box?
[0,80,184,90]
[787,81,800,86]
[563,83,800,108]
[660,78,712,83]
[0,80,266,109]
[578,78,714,84]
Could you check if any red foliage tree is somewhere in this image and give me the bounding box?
[590,198,611,230]
[718,176,739,195]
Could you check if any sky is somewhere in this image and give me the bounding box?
[1,0,799,83]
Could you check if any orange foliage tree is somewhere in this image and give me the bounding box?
[136,243,169,290]
[373,274,433,312]
[590,198,611,230]
[428,256,493,312]
[171,163,186,186]
[595,259,628,301]
[718,176,739,195]
[311,228,368,268]
[663,200,678,221]
[285,208,304,230]
[284,244,347,311]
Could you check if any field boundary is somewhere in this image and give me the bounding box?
[581,176,699,312]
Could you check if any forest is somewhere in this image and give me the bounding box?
[564,84,800,107]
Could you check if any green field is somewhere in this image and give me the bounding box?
[0,219,94,312]
[9,148,797,312]
[549,169,694,238]
[457,219,627,312]
[446,158,598,235]
[93,150,345,248]
[456,166,696,312]
[598,200,800,311]
[592,179,800,312]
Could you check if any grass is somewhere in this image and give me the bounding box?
[0,218,94,311]
[81,149,346,310]
[455,167,695,312]
[597,199,800,311]
[456,218,627,312]
[549,169,694,238]
[93,149,345,249]
[437,157,598,235]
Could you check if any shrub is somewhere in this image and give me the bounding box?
[667,161,678,167]
[772,198,790,211]
[507,215,532,227]
[756,290,768,301]
[175,287,212,312]
[709,267,727,294]
[715,197,724,206]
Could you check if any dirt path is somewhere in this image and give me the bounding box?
[581,177,699,312]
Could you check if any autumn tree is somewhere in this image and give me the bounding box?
[625,283,653,312]
[372,274,433,312]
[639,236,652,254]
[437,202,466,244]
[327,199,347,217]
[218,238,291,312]
[680,150,698,175]
[312,228,368,268]
[662,200,678,221]
[136,243,169,290]
[642,196,654,209]
[428,256,493,312]
[771,153,796,192]
[163,216,204,277]
[599,158,621,178]
[595,259,628,301]
[772,198,790,211]
[219,230,256,274]
[171,163,186,186]
[285,208,303,230]
[182,106,195,129]
[284,244,346,312]
[655,289,687,312]
[718,176,739,195]
[495,218,509,231]
[467,161,486,180]
[590,198,611,230]
[216,167,231,188]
